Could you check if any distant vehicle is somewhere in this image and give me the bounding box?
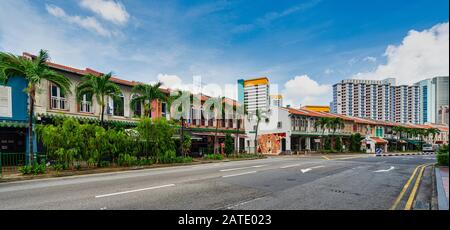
[422,144,436,153]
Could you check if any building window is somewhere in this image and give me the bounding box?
[50,83,68,110]
[107,93,124,116]
[277,122,282,129]
[161,102,167,118]
[79,94,92,113]
[131,94,142,117]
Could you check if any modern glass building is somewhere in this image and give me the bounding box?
[417,76,449,124]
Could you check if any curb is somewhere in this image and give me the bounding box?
[435,167,449,210]
[376,152,436,157]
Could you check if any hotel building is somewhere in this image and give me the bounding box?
[331,78,420,124]
[237,77,270,114]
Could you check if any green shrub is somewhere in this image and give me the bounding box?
[19,165,32,175]
[19,163,46,175]
[138,158,154,166]
[99,161,110,168]
[224,134,234,156]
[437,145,449,166]
[203,154,224,160]
[437,153,449,166]
[52,163,64,171]
[157,151,193,164]
[118,154,137,166]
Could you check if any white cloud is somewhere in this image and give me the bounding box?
[363,56,377,63]
[46,4,112,37]
[282,75,332,107]
[80,0,130,25]
[353,22,449,85]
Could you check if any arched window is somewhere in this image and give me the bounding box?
[50,83,68,110]
[131,94,142,117]
[79,93,93,113]
[107,93,124,116]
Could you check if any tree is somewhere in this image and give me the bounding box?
[427,128,440,144]
[314,117,331,150]
[392,126,406,151]
[0,50,72,165]
[136,117,153,158]
[253,109,267,154]
[76,72,121,127]
[130,82,166,118]
[181,133,192,157]
[328,117,344,150]
[224,133,234,156]
[349,133,362,152]
[234,103,247,154]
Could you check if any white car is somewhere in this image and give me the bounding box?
[422,144,435,153]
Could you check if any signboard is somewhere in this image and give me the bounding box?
[376,148,382,156]
[0,86,12,118]
[314,139,321,143]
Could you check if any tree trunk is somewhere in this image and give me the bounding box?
[254,121,259,154]
[235,121,239,155]
[100,96,105,127]
[28,86,35,165]
[214,118,219,154]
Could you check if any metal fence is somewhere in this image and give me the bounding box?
[0,152,47,177]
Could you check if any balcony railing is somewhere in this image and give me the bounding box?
[51,97,68,110]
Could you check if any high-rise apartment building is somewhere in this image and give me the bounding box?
[417,76,449,124]
[237,77,270,114]
[392,85,420,123]
[331,78,420,123]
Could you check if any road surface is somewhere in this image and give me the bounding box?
[0,154,436,210]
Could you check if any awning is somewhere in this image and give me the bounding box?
[406,140,423,145]
[0,120,28,128]
[369,137,388,144]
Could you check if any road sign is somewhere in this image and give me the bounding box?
[376,148,382,156]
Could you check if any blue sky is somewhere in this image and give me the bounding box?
[0,0,448,106]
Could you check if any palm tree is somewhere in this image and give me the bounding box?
[76,72,121,127]
[314,117,331,150]
[253,109,267,154]
[427,128,440,144]
[328,118,344,150]
[130,82,166,118]
[392,126,406,151]
[0,50,72,164]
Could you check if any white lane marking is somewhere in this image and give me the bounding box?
[222,171,257,178]
[95,184,175,198]
[374,166,395,173]
[225,197,264,209]
[300,165,324,173]
[219,165,268,172]
[280,164,301,169]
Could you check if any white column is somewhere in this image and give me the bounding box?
[306,137,311,150]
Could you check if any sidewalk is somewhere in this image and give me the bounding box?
[435,167,449,210]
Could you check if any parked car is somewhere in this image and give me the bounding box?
[422,144,435,153]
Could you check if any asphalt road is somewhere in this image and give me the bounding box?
[0,154,437,210]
